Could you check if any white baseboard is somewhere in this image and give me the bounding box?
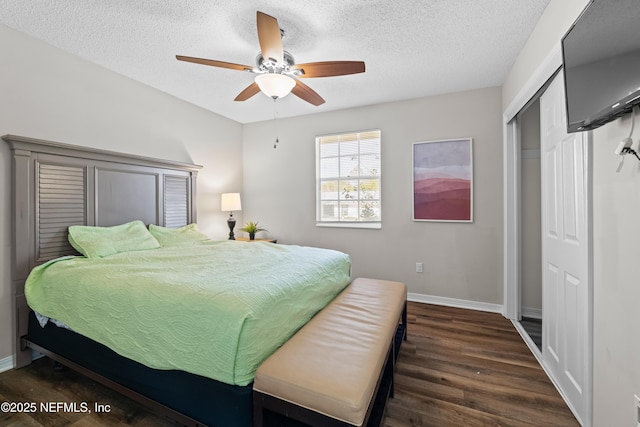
[408,292,503,314]
[0,355,14,373]
[0,351,44,374]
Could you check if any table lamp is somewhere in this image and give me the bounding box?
[221,193,242,240]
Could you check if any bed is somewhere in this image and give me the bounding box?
[3,135,351,426]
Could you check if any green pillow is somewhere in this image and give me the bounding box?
[68,220,160,258]
[148,223,209,246]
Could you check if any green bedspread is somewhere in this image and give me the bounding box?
[25,241,351,386]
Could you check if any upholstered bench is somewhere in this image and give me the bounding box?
[253,277,407,427]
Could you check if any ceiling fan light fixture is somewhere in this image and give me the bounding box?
[255,73,296,99]
[177,12,362,106]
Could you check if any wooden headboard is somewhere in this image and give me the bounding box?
[3,134,202,367]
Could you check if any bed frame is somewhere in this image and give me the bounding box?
[2,135,258,425]
[4,134,201,366]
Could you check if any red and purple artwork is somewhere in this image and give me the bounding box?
[413,139,473,222]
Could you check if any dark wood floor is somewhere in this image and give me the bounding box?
[384,303,577,427]
[0,302,577,427]
[0,356,176,427]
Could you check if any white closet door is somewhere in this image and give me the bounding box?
[540,71,590,425]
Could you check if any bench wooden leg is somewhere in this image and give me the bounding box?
[402,301,408,341]
[253,391,264,427]
[389,338,396,399]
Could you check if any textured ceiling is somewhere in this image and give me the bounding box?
[0,0,551,124]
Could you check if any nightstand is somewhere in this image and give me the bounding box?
[235,237,277,243]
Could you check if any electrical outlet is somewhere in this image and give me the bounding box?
[416,262,423,273]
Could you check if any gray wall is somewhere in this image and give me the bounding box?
[520,100,542,316]
[504,0,640,424]
[0,24,244,361]
[242,88,504,305]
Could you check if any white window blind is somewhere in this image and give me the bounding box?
[316,130,381,228]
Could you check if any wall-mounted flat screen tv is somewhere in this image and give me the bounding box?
[562,0,640,133]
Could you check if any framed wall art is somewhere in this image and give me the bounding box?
[413,138,473,222]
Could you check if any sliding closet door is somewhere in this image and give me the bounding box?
[540,72,591,425]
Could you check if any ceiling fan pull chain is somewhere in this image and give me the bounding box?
[273,101,280,149]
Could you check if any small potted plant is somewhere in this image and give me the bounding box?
[240,221,267,240]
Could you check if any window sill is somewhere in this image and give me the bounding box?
[316,222,381,230]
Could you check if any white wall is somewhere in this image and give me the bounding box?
[242,88,503,305]
[0,25,243,362]
[503,0,640,425]
[591,112,640,427]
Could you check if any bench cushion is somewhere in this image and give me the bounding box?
[253,277,407,426]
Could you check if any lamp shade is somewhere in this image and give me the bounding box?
[221,193,242,212]
[255,73,296,99]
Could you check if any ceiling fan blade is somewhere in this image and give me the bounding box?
[234,82,261,101]
[176,55,254,72]
[292,61,366,78]
[291,80,325,106]
[256,11,284,65]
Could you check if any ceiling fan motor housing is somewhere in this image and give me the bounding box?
[254,51,302,76]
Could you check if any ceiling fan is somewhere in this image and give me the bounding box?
[176,11,365,106]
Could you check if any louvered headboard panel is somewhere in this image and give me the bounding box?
[164,175,191,228]
[36,163,87,263]
[3,134,202,367]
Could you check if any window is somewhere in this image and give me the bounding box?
[316,130,381,228]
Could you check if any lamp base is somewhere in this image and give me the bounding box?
[227,215,236,240]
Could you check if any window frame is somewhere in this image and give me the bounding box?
[315,129,382,229]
